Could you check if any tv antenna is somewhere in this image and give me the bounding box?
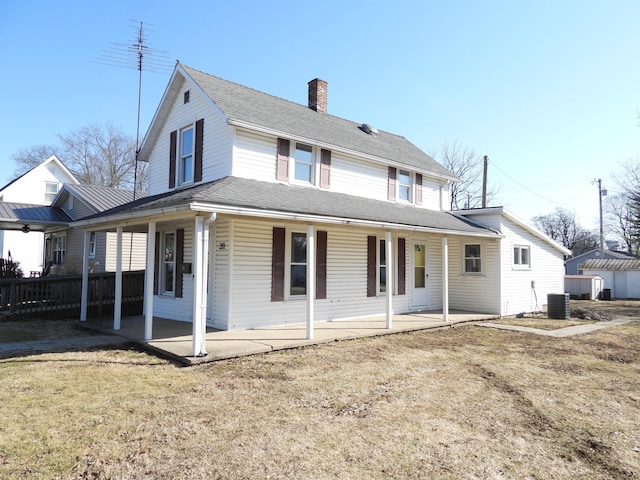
[95,21,172,270]
[95,20,173,200]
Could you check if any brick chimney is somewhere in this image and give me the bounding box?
[308,78,328,113]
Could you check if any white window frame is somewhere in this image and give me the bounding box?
[463,243,482,274]
[286,230,308,298]
[52,233,66,265]
[44,181,59,203]
[513,245,531,269]
[398,170,412,202]
[88,231,97,258]
[161,231,177,296]
[292,142,315,185]
[179,125,194,186]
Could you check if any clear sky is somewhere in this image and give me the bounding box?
[2,1,639,231]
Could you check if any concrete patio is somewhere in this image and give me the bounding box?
[84,310,499,366]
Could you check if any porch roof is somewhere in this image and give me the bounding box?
[74,176,501,238]
[0,202,71,231]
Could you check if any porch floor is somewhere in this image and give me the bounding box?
[84,310,498,366]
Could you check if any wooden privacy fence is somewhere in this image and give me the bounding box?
[0,271,145,318]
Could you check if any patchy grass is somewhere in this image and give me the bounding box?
[0,302,638,479]
[496,317,595,330]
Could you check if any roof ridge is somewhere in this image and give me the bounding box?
[181,64,407,140]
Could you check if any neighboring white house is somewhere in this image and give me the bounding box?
[74,63,569,356]
[0,155,79,275]
[581,258,640,299]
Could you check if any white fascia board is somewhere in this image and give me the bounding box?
[228,120,459,183]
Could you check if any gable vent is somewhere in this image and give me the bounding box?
[359,123,378,136]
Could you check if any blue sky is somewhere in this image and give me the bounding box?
[2,1,639,231]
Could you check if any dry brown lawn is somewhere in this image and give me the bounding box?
[0,317,96,343]
[0,301,638,479]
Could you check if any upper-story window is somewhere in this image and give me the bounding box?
[180,126,194,185]
[45,182,59,203]
[398,170,411,201]
[388,167,422,205]
[294,143,314,183]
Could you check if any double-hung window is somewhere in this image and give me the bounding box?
[163,232,176,295]
[180,126,194,185]
[53,234,66,265]
[379,239,387,293]
[294,143,314,183]
[513,245,531,268]
[290,232,307,296]
[88,232,97,258]
[464,243,482,274]
[44,182,59,203]
[398,170,411,201]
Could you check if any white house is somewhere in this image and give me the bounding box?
[0,155,79,275]
[74,63,569,356]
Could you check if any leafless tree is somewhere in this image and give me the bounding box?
[436,140,496,210]
[11,145,58,177]
[11,123,147,192]
[532,207,598,255]
[604,193,637,254]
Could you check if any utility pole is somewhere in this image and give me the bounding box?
[594,178,607,257]
[482,155,488,208]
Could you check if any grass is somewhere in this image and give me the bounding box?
[0,301,638,479]
[0,317,97,343]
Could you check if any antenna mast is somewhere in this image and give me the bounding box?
[95,21,172,200]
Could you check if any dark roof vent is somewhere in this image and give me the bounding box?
[359,124,378,136]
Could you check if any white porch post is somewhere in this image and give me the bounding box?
[192,215,210,357]
[443,236,449,322]
[113,227,123,330]
[386,231,393,329]
[306,224,315,340]
[80,230,90,321]
[144,221,156,341]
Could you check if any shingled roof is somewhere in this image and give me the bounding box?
[142,64,455,180]
[77,176,498,238]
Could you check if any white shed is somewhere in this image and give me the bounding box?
[564,274,604,300]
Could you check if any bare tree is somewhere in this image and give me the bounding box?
[11,123,147,192]
[11,145,59,177]
[436,140,496,210]
[604,193,637,254]
[532,207,598,255]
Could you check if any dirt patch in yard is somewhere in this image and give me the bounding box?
[0,317,97,343]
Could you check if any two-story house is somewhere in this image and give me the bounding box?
[74,63,569,356]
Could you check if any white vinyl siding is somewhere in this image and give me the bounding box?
[210,218,231,329]
[330,153,389,201]
[105,232,147,272]
[147,78,233,195]
[154,223,194,322]
[232,130,278,181]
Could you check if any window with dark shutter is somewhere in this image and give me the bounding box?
[397,237,406,295]
[388,167,397,201]
[194,119,204,182]
[271,227,285,301]
[367,235,376,297]
[276,139,290,181]
[415,174,423,205]
[153,232,160,295]
[175,229,184,298]
[169,130,177,188]
[316,230,327,299]
[320,149,331,189]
